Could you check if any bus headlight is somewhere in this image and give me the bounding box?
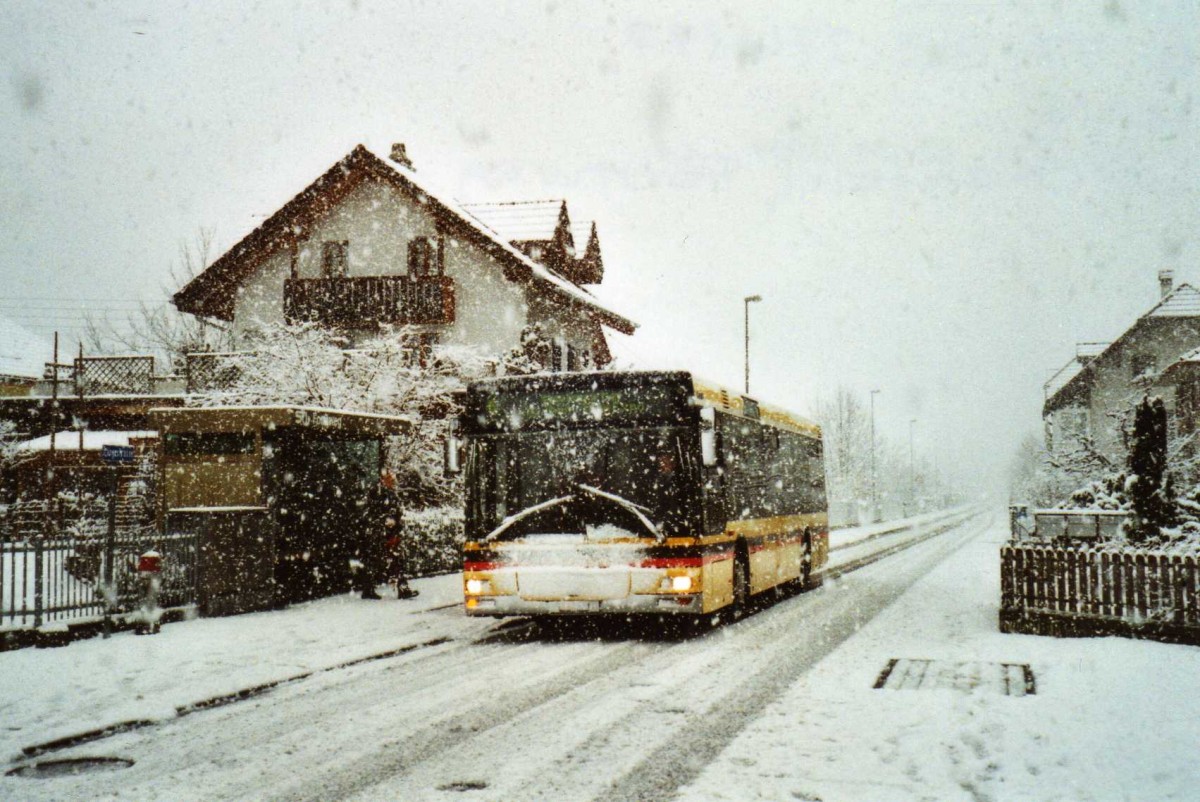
[670,575,693,592]
[466,578,487,595]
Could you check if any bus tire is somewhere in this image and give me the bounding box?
[732,540,750,618]
[800,529,813,589]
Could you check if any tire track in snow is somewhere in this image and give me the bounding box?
[329,513,989,801]
[596,515,990,802]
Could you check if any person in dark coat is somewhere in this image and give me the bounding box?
[357,472,400,599]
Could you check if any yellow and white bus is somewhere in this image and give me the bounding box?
[454,370,828,619]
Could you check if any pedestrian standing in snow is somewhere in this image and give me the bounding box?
[386,509,419,599]
[357,472,400,600]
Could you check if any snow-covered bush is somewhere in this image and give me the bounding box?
[402,506,464,577]
[1064,473,1130,511]
[1008,433,1078,508]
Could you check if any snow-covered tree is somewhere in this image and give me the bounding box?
[189,322,490,508]
[1127,396,1176,540]
[813,387,874,513]
[1009,432,1078,508]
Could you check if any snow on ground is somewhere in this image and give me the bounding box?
[675,517,1200,802]
[0,574,487,762]
[0,511,960,764]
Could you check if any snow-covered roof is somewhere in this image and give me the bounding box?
[1147,283,1200,317]
[461,200,564,243]
[174,146,636,336]
[18,430,156,453]
[375,151,632,332]
[0,316,48,380]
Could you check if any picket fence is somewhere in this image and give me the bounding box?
[999,543,1200,645]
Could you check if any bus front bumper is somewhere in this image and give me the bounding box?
[464,593,701,616]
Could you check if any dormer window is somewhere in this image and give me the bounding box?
[529,244,544,262]
[322,240,349,277]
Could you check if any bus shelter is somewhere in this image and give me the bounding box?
[149,406,412,615]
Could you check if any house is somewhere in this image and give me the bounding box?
[1043,270,1200,467]
[172,143,636,370]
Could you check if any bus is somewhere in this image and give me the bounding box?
[452,370,828,620]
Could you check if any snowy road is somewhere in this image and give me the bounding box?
[2,511,986,801]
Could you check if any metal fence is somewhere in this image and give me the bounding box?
[1,502,197,631]
[1000,543,1200,645]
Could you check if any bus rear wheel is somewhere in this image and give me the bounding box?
[732,543,750,618]
[800,530,813,589]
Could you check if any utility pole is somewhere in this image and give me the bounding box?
[743,295,762,394]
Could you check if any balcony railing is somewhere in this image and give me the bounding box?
[283,275,455,328]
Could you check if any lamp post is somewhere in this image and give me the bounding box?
[869,389,880,521]
[744,294,762,394]
[908,418,917,517]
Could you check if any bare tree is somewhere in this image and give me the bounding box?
[813,387,875,521]
[84,229,231,369]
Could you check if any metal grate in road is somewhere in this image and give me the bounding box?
[873,658,1035,696]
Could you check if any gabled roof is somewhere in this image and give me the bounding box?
[173,146,635,335]
[1044,282,1200,414]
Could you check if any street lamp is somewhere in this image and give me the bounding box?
[744,294,762,394]
[908,418,917,517]
[870,389,880,521]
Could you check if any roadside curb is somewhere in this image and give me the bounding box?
[13,635,452,762]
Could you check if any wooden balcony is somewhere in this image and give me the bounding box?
[283,275,455,328]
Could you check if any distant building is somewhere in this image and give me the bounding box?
[1043,270,1200,468]
[173,143,636,369]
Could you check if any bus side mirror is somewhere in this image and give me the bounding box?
[699,406,718,467]
[444,433,462,475]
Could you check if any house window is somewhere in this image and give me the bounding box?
[1131,354,1157,379]
[407,236,444,278]
[322,241,349,277]
[551,338,565,372]
[566,344,579,372]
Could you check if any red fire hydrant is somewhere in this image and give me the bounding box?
[135,550,162,635]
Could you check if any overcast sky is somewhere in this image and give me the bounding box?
[2,1,1197,492]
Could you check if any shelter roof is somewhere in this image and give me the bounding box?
[149,405,414,437]
[18,430,156,452]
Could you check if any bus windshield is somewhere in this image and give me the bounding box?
[465,425,697,539]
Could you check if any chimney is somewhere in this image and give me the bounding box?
[390,143,414,170]
[1159,268,1175,299]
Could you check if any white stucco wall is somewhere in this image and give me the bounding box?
[227,177,609,359]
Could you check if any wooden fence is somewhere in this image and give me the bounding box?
[1000,544,1200,645]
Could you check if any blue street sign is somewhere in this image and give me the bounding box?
[100,444,135,464]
